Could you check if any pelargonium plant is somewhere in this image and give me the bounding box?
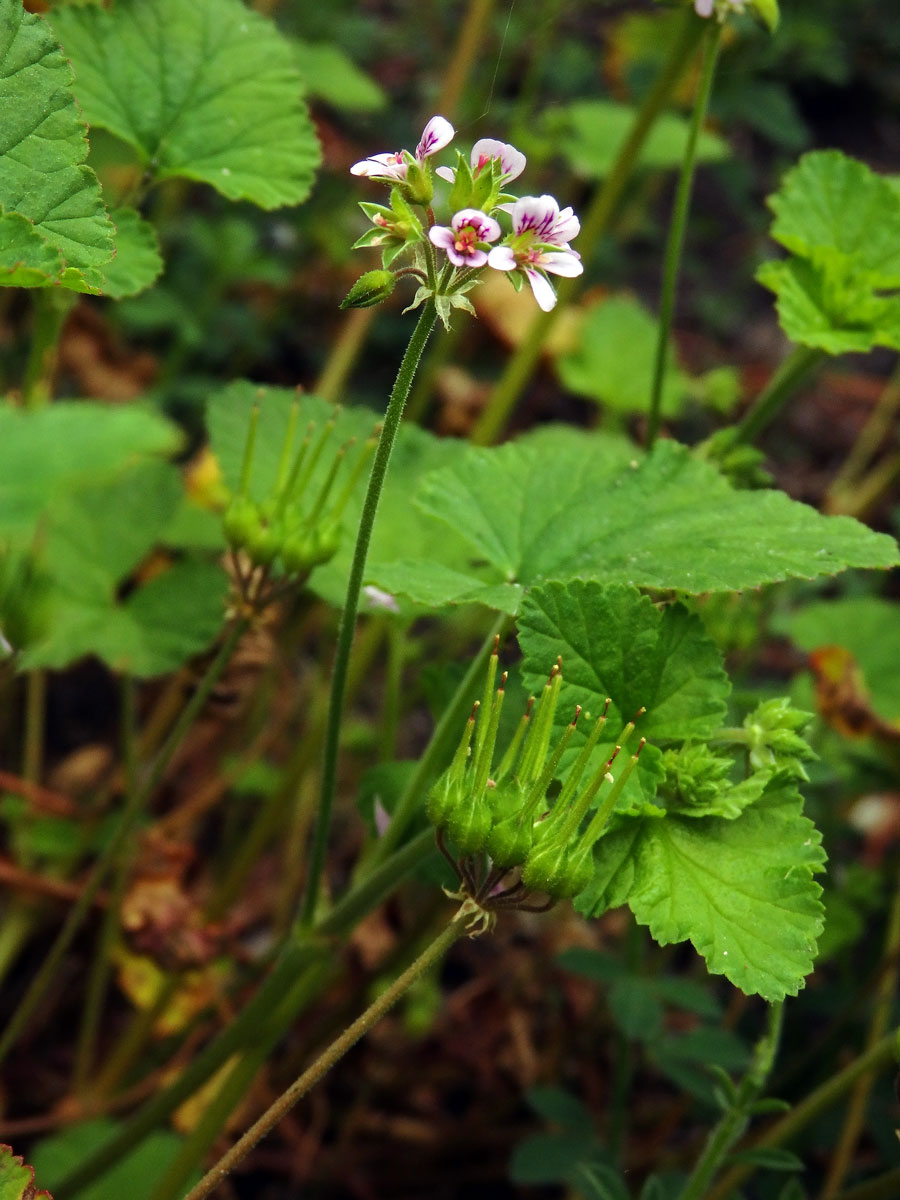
[348,116,583,324]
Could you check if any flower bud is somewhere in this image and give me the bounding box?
[401,159,433,205]
[340,269,396,310]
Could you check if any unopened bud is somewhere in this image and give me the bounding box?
[340,269,396,310]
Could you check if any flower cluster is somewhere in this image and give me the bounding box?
[426,642,645,930]
[348,116,583,324]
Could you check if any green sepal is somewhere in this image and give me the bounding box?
[445,792,493,856]
[521,835,571,898]
[401,157,432,206]
[448,152,475,214]
[222,494,259,549]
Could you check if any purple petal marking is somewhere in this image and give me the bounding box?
[416,115,455,161]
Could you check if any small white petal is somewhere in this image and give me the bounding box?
[525,268,557,311]
[435,165,456,183]
[416,115,455,160]
[694,0,715,14]
[364,585,400,613]
[429,226,456,250]
[487,245,517,272]
[538,250,583,278]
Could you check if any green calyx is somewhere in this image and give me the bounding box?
[221,399,375,581]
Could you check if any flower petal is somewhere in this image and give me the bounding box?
[435,165,457,183]
[470,138,526,181]
[537,250,583,278]
[452,208,502,242]
[350,152,408,180]
[429,226,456,251]
[487,245,517,272]
[416,115,455,160]
[524,267,557,312]
[511,194,560,238]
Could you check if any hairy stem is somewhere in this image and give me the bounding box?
[301,301,437,926]
[181,915,466,1200]
[647,19,722,447]
[677,1001,784,1200]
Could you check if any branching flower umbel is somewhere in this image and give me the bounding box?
[347,116,582,326]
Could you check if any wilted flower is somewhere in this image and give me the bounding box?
[350,115,455,181]
[429,208,501,268]
[487,195,583,312]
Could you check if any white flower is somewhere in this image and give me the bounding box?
[487,194,582,312]
[351,115,455,180]
[429,208,501,268]
[436,137,526,185]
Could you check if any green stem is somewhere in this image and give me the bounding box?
[703,1026,900,1200]
[732,345,825,447]
[820,882,900,1199]
[676,1001,784,1200]
[181,915,466,1200]
[361,612,510,870]
[21,290,75,409]
[301,302,437,926]
[469,9,705,447]
[647,20,722,448]
[0,620,248,1070]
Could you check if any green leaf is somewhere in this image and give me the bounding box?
[0,0,114,290]
[576,776,826,1001]
[768,151,900,286]
[540,100,729,181]
[756,257,900,354]
[0,207,64,287]
[608,976,664,1042]
[19,463,227,676]
[50,0,320,209]
[526,1086,595,1136]
[372,429,899,612]
[294,39,385,111]
[519,583,730,744]
[0,1144,51,1200]
[510,1134,597,1187]
[556,297,691,417]
[30,1119,198,1200]
[101,207,163,299]
[0,402,180,541]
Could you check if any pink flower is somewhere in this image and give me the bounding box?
[499,195,580,248]
[436,137,526,185]
[429,208,501,268]
[351,115,455,180]
[487,194,583,312]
